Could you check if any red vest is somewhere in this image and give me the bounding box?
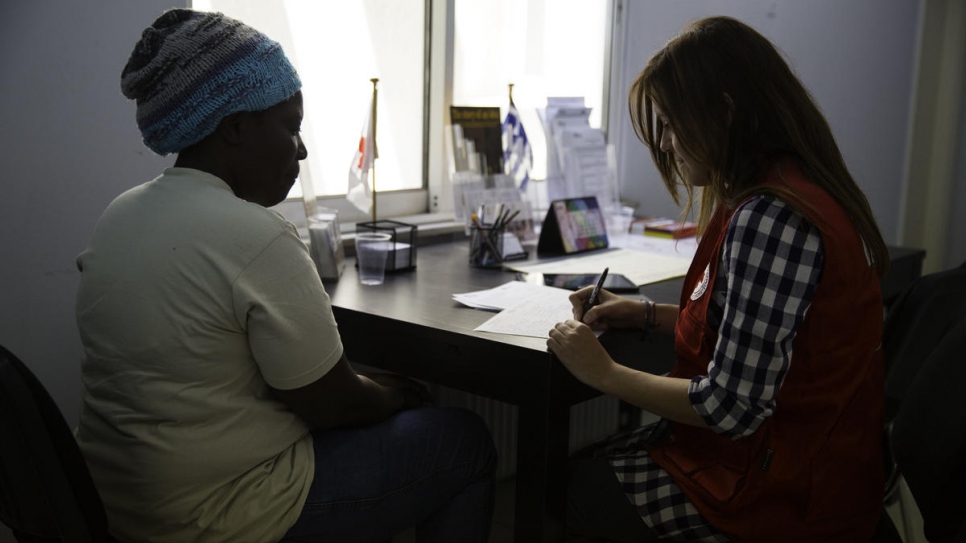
[648,157,884,542]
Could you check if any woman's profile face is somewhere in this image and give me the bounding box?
[653,103,709,187]
[235,91,308,207]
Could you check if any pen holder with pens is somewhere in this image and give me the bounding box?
[469,223,505,268]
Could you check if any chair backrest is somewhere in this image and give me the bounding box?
[891,318,966,543]
[0,344,116,543]
[883,261,966,419]
[880,262,966,510]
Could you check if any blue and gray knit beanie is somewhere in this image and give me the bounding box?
[121,9,302,155]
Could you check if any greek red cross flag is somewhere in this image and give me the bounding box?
[347,101,377,213]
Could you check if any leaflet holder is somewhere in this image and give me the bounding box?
[307,209,346,282]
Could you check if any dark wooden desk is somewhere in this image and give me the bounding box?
[324,240,924,542]
[325,241,672,542]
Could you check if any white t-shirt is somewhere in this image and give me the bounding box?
[75,168,342,543]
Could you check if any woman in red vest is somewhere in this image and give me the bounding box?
[548,16,890,543]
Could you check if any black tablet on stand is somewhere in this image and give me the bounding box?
[537,196,609,258]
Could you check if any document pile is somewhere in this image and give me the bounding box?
[505,247,692,287]
[453,281,574,338]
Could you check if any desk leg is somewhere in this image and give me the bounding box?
[513,359,571,542]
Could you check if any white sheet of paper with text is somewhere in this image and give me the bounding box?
[453,281,568,311]
[474,288,573,338]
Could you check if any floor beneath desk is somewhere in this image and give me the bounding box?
[393,477,604,543]
[394,478,516,543]
[394,409,663,542]
[394,476,926,543]
[391,404,928,543]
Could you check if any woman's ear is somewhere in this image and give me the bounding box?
[214,111,247,146]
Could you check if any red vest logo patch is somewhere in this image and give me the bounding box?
[690,264,710,301]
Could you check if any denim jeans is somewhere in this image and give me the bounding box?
[279,406,497,543]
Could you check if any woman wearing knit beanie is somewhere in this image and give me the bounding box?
[75,9,496,543]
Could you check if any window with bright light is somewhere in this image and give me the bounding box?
[192,0,612,222]
[453,0,609,182]
[193,0,426,207]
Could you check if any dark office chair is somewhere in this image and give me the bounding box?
[883,261,966,421]
[890,318,966,542]
[0,344,118,543]
[868,262,966,543]
[881,262,966,501]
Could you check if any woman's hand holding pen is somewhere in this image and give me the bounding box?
[551,280,645,390]
[569,287,650,331]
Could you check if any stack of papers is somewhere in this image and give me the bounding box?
[505,247,692,287]
[453,281,571,311]
[453,281,575,338]
[453,241,698,339]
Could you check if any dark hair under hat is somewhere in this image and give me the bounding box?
[121,9,302,155]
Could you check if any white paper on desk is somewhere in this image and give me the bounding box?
[453,280,569,311]
[474,287,574,338]
[611,234,699,260]
[504,247,692,286]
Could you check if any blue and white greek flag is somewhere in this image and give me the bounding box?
[502,100,533,190]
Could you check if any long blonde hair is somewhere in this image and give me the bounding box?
[629,16,889,276]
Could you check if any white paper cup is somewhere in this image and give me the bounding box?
[355,233,392,285]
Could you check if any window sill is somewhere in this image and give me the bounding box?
[291,210,467,251]
[344,213,468,246]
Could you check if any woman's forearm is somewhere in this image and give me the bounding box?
[598,364,707,428]
[651,302,679,335]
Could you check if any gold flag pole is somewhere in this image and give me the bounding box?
[508,82,514,103]
[370,78,379,224]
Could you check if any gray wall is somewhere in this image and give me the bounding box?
[0,0,183,428]
[610,0,921,247]
[1,5,189,541]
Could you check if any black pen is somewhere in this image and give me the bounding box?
[582,267,609,322]
[498,209,521,230]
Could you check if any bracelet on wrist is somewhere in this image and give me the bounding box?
[641,299,659,331]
